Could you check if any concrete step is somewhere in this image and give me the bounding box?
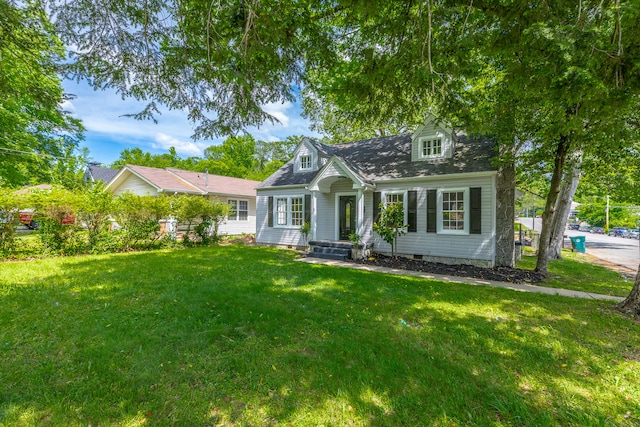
[307,252,349,261]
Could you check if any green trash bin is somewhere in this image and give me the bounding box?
[570,235,586,253]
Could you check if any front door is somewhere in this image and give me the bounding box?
[339,195,356,240]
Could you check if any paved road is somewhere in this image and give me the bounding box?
[518,217,639,274]
[565,229,639,273]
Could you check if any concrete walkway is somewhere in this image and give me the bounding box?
[297,257,625,302]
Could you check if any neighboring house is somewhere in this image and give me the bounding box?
[83,163,119,184]
[106,165,260,235]
[256,118,514,267]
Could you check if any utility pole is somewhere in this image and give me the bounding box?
[605,195,610,230]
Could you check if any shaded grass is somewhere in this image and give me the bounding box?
[0,246,639,426]
[517,250,634,297]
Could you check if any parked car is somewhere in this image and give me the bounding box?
[578,225,591,232]
[590,227,605,234]
[608,227,629,237]
[568,223,580,230]
[623,229,639,239]
[18,210,39,230]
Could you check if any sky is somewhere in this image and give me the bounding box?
[61,79,321,166]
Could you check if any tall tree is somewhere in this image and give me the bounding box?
[0,0,84,187]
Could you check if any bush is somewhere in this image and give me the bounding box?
[0,188,21,255]
[28,187,82,255]
[173,195,230,245]
[113,193,171,250]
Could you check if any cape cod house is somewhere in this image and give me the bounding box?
[255,119,515,267]
[106,165,260,235]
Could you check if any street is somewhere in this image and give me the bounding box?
[518,217,639,274]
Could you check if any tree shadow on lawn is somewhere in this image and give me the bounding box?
[1,246,639,426]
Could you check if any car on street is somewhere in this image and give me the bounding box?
[623,229,639,239]
[590,227,605,234]
[578,225,591,232]
[568,223,580,230]
[608,227,629,237]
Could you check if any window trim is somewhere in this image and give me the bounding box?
[273,195,305,228]
[299,154,312,171]
[437,188,469,235]
[381,190,408,226]
[418,135,444,159]
[227,198,249,221]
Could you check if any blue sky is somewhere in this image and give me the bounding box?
[62,79,320,166]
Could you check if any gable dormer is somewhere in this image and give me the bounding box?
[411,117,455,162]
[293,138,321,173]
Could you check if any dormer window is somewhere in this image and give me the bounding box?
[300,155,312,170]
[421,138,442,158]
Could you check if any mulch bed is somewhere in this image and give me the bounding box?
[353,253,545,284]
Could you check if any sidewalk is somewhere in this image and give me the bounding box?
[297,257,625,302]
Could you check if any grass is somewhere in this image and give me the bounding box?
[1,245,639,426]
[517,249,634,297]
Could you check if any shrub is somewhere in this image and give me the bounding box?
[0,188,21,255]
[28,187,82,254]
[113,193,171,250]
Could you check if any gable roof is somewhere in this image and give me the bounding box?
[107,165,260,197]
[258,132,497,188]
[85,164,119,183]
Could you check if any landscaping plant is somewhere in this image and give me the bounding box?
[373,201,407,258]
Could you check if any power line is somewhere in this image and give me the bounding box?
[0,146,65,160]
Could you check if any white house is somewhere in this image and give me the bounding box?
[106,165,260,235]
[255,118,514,267]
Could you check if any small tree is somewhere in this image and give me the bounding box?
[299,221,311,251]
[373,201,407,258]
[113,193,171,250]
[0,188,21,255]
[29,186,81,254]
[173,195,229,245]
[76,183,114,251]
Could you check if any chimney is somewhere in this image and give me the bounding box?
[205,168,208,187]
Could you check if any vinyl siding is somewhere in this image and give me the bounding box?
[367,175,496,263]
[411,122,454,161]
[256,187,310,247]
[111,174,158,196]
[216,196,256,235]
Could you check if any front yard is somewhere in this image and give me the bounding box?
[1,245,638,426]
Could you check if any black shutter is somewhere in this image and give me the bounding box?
[470,187,482,234]
[373,191,381,223]
[408,190,417,232]
[426,189,437,233]
[267,196,273,227]
[304,194,311,224]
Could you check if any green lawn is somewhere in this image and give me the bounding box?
[1,246,639,426]
[517,250,634,297]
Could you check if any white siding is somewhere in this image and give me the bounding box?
[366,175,496,265]
[411,122,454,161]
[111,174,158,196]
[215,196,256,235]
[256,187,310,247]
[293,142,318,173]
[257,173,497,266]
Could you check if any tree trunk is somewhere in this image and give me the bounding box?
[548,151,582,259]
[495,155,516,267]
[535,135,571,275]
[616,266,640,317]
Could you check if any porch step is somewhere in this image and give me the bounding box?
[308,241,353,261]
[309,252,350,261]
[309,240,354,250]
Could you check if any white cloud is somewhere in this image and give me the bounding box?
[262,101,293,127]
[153,133,208,157]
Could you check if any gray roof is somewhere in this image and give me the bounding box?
[86,165,119,183]
[258,133,497,188]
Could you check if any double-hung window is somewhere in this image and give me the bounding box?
[421,138,442,158]
[274,196,304,227]
[441,191,465,231]
[227,199,249,221]
[435,188,469,234]
[299,155,312,170]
